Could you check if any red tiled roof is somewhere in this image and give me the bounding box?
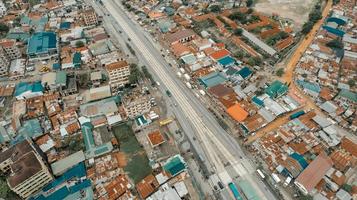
[210,49,230,60]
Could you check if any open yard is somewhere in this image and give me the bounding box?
[112,123,152,183]
[254,0,319,28]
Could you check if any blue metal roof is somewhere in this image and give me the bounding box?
[27,32,57,55]
[14,81,43,97]
[218,56,235,66]
[238,67,252,79]
[252,96,264,107]
[60,22,71,30]
[290,153,308,169]
[296,80,321,93]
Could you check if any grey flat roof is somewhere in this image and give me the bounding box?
[242,29,277,56]
[51,150,85,175]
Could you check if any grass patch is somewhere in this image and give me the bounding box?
[112,123,152,183]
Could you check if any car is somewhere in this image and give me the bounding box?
[166,90,172,97]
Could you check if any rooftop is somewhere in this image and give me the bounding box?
[27,32,57,55]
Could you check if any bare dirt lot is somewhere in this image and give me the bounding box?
[254,0,319,28]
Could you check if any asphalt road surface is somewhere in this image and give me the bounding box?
[90,0,278,199]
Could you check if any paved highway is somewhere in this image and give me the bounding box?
[92,0,277,199]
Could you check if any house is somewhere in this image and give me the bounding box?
[0,46,10,77]
[27,32,58,60]
[294,152,333,195]
[82,9,98,26]
[106,61,130,92]
[227,103,249,122]
[14,81,44,100]
[147,130,165,147]
[0,140,53,199]
[0,39,21,60]
[166,29,196,45]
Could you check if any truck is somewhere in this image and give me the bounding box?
[176,72,182,78]
[166,90,172,97]
[284,176,292,187]
[179,68,185,73]
[228,182,243,200]
[186,82,192,89]
[183,74,190,81]
[199,90,206,96]
[289,110,305,120]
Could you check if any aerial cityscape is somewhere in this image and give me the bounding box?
[0,0,356,200]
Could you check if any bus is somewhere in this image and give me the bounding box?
[256,169,266,179]
[228,182,243,200]
[159,118,173,126]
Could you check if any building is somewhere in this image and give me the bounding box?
[0,39,21,60]
[0,140,53,199]
[123,95,151,118]
[9,59,26,80]
[14,81,44,100]
[106,61,130,92]
[0,46,10,77]
[294,152,333,195]
[166,29,196,45]
[50,151,85,176]
[27,32,58,60]
[0,0,6,17]
[82,9,98,26]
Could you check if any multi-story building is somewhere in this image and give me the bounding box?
[0,46,10,77]
[106,61,130,92]
[27,32,58,60]
[0,39,21,60]
[0,140,53,199]
[0,0,6,17]
[123,95,151,118]
[82,9,98,26]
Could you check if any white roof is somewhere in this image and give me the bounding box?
[173,181,188,197]
[107,114,122,125]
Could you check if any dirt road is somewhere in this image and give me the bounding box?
[246,0,333,144]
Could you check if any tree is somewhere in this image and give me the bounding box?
[301,21,314,34]
[276,68,284,77]
[347,79,355,87]
[229,11,246,21]
[209,5,221,13]
[247,8,254,14]
[234,51,244,59]
[342,184,352,193]
[234,28,243,36]
[247,57,262,66]
[246,0,254,7]
[128,63,141,84]
[0,23,9,35]
[326,39,343,49]
[75,41,85,48]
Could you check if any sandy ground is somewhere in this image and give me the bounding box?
[254,0,318,28]
[115,152,128,167]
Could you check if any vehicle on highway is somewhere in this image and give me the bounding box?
[228,182,243,200]
[166,90,172,97]
[256,169,266,179]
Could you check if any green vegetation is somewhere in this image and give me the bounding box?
[75,40,85,48]
[326,39,343,49]
[246,0,254,7]
[342,183,352,193]
[347,79,355,87]
[141,66,155,85]
[298,195,313,200]
[229,11,247,21]
[209,5,221,13]
[126,42,136,56]
[0,176,19,199]
[247,57,262,66]
[301,3,322,34]
[234,28,243,36]
[112,123,152,183]
[266,31,289,46]
[128,63,142,84]
[276,68,285,77]
[0,23,9,36]
[333,0,340,5]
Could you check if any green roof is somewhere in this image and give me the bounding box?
[27,32,57,55]
[163,155,186,177]
[199,72,227,88]
[265,80,288,99]
[56,71,67,85]
[73,52,81,67]
[338,89,357,103]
